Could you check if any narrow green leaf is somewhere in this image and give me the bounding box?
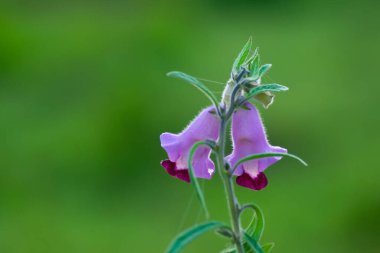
[250,52,260,78]
[262,243,275,253]
[166,221,226,253]
[247,47,259,72]
[243,232,264,253]
[258,64,272,77]
[167,71,221,115]
[245,213,257,236]
[248,204,265,241]
[188,141,213,218]
[220,246,236,253]
[241,204,264,252]
[237,84,288,107]
[231,152,308,174]
[248,84,288,97]
[232,37,252,73]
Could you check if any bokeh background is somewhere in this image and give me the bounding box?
[0,0,379,252]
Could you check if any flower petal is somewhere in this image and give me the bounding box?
[160,133,181,162]
[160,106,219,182]
[226,102,287,190]
[192,146,215,179]
[161,160,190,183]
[236,172,268,190]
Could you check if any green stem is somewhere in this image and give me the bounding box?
[216,118,244,253]
[217,69,247,252]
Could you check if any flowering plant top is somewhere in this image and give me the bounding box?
[160,37,307,253]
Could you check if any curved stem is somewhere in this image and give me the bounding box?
[226,83,242,119]
[239,203,254,216]
[187,140,217,218]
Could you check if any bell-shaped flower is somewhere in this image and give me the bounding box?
[226,102,287,190]
[160,106,219,183]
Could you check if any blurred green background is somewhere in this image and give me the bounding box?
[0,0,379,252]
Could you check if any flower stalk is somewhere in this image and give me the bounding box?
[216,70,245,253]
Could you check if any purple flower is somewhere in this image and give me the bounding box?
[226,102,287,190]
[160,106,219,183]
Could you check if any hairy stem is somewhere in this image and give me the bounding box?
[216,69,247,252]
[216,117,244,253]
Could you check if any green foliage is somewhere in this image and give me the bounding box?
[166,221,227,253]
[220,202,292,253]
[247,84,288,98]
[258,64,272,78]
[243,232,264,253]
[219,246,236,253]
[167,71,221,115]
[230,38,274,83]
[231,152,307,174]
[262,243,275,253]
[237,84,288,108]
[249,51,261,79]
[241,204,265,253]
[232,37,252,74]
[246,47,259,73]
[220,204,267,253]
[245,204,265,242]
[221,242,274,253]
